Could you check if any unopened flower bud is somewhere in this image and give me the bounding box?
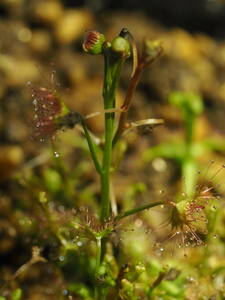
[121,279,134,296]
[111,36,130,57]
[82,30,105,55]
[39,191,48,204]
[143,39,162,61]
[135,263,145,274]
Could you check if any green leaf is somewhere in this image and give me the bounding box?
[169,91,203,116]
[43,168,62,193]
[68,283,92,299]
[161,281,181,296]
[202,138,225,152]
[143,142,186,162]
[12,288,22,300]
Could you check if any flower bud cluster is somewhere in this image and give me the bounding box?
[82,30,130,58]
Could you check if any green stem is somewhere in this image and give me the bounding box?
[147,269,168,298]
[100,50,124,222]
[82,121,103,175]
[115,201,164,222]
[101,111,114,221]
[97,45,127,298]
[95,236,102,276]
[185,114,195,147]
[183,114,197,196]
[182,159,198,197]
[95,236,108,300]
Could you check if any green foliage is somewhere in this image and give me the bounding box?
[144,90,225,195]
[11,289,22,300]
[169,91,203,117]
[43,168,62,193]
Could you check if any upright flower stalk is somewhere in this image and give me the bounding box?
[101,37,130,221]
[82,31,130,222]
[28,29,165,299]
[82,31,164,284]
[82,30,163,226]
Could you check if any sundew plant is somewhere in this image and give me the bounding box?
[1,29,225,300]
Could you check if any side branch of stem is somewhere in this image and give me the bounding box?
[113,64,144,146]
[115,201,164,221]
[82,121,103,175]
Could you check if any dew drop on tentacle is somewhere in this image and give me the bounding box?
[77,241,82,247]
[59,255,65,262]
[29,83,62,141]
[32,99,37,105]
[62,290,68,296]
[53,151,60,158]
